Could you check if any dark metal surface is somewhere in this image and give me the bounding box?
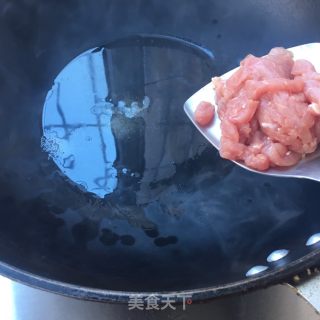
[2,275,320,320]
[1,0,320,302]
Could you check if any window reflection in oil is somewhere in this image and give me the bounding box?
[41,35,214,199]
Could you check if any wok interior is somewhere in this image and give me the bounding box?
[0,0,320,296]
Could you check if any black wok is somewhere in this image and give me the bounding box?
[1,0,320,303]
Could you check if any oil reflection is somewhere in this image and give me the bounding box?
[42,47,150,197]
[42,34,214,199]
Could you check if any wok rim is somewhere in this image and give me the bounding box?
[0,248,319,303]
